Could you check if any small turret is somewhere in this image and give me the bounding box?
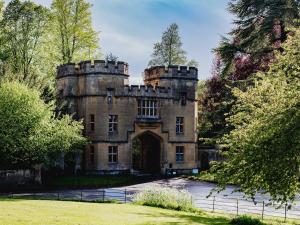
[144,65,198,101]
[144,65,198,83]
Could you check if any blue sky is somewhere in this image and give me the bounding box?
[5,0,233,84]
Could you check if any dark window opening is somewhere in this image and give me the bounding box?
[180,92,187,105]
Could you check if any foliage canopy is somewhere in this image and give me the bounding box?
[214,29,300,203]
[0,81,87,169]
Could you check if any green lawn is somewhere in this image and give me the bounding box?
[0,198,230,225]
[0,198,297,225]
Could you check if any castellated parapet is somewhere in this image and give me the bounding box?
[57,60,129,78]
[123,85,172,98]
[144,65,198,82]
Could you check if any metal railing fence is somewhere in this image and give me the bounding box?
[192,195,300,221]
[1,189,299,222]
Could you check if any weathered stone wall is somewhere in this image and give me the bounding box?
[57,61,198,174]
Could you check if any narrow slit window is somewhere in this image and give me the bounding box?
[90,145,95,164]
[90,114,95,131]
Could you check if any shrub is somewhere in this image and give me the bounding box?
[230,215,266,225]
[132,186,196,212]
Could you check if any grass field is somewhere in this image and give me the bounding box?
[0,198,298,225]
[0,198,231,225]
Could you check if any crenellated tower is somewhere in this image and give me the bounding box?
[144,65,198,101]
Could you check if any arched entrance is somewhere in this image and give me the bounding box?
[132,132,161,173]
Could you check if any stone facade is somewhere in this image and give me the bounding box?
[57,60,198,174]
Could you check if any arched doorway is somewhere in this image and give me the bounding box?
[132,132,161,173]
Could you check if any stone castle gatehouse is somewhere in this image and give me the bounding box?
[57,60,198,174]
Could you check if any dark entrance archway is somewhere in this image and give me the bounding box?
[132,132,161,173]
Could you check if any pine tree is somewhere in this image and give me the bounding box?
[149,23,198,67]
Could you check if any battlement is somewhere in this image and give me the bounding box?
[57,60,129,78]
[144,65,198,81]
[123,85,172,98]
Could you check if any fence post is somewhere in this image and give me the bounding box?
[191,195,193,205]
[124,189,127,204]
[80,191,83,201]
[102,190,105,202]
[57,192,60,200]
[11,193,14,198]
[284,204,287,222]
[262,201,264,220]
[236,199,239,216]
[212,196,216,213]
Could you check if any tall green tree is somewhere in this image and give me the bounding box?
[51,0,100,64]
[0,0,49,88]
[198,0,300,145]
[214,29,300,203]
[218,0,300,78]
[0,81,87,169]
[149,23,198,67]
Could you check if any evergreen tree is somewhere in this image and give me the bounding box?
[198,0,300,145]
[149,23,198,67]
[218,0,300,78]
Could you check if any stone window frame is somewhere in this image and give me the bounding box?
[90,114,95,132]
[137,99,158,118]
[108,115,118,135]
[176,117,184,134]
[108,146,118,163]
[176,146,184,162]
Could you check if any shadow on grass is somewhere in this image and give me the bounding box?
[134,207,230,225]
